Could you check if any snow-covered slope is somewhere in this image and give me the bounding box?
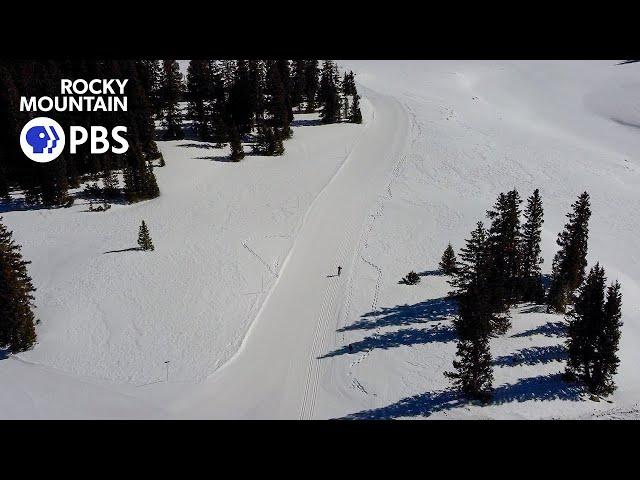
[1,61,639,419]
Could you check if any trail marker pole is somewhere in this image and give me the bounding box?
[164,361,170,382]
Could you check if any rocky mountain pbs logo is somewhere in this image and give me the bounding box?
[20,117,66,163]
[19,78,130,163]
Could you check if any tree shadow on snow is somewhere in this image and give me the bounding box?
[291,118,323,127]
[494,344,567,367]
[511,320,566,339]
[103,247,142,254]
[339,297,457,333]
[341,373,584,419]
[319,323,456,359]
[417,269,444,277]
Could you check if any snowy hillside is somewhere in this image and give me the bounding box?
[2,61,639,419]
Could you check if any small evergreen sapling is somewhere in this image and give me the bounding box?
[439,243,458,275]
[402,271,420,285]
[137,220,155,251]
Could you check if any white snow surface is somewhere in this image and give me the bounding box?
[1,60,640,419]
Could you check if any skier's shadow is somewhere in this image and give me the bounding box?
[103,247,142,254]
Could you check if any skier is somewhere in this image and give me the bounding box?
[337,266,342,276]
[348,344,353,353]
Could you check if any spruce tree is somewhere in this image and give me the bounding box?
[449,222,489,297]
[520,189,545,302]
[253,126,284,156]
[304,60,320,112]
[349,93,363,124]
[265,61,292,137]
[159,60,184,140]
[186,60,214,140]
[439,243,458,275]
[565,264,622,395]
[137,220,154,251]
[0,218,37,353]
[319,61,341,124]
[291,59,306,110]
[485,189,522,311]
[445,284,494,401]
[123,141,160,203]
[229,125,245,161]
[596,280,623,395]
[229,60,253,135]
[548,192,591,312]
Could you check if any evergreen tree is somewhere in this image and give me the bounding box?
[229,125,245,161]
[291,59,306,110]
[548,192,591,312]
[449,222,489,297]
[253,126,285,156]
[445,284,494,401]
[137,220,154,251]
[158,60,184,140]
[349,93,363,124]
[136,60,162,116]
[485,189,522,311]
[565,264,622,395]
[186,59,214,140]
[209,63,229,147]
[265,61,292,137]
[123,141,160,203]
[596,280,623,394]
[0,218,37,353]
[520,189,545,302]
[304,60,320,112]
[229,60,253,135]
[319,61,341,124]
[439,243,458,275]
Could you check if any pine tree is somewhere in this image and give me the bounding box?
[439,243,458,275]
[445,284,494,401]
[548,192,591,313]
[291,59,306,110]
[304,60,320,112]
[229,125,245,161]
[265,61,292,137]
[564,264,622,395]
[319,61,341,124]
[253,126,284,156]
[349,93,363,124]
[520,189,545,302]
[229,60,253,135]
[136,60,162,116]
[485,189,522,311]
[137,220,154,251]
[596,280,623,395]
[186,60,214,140]
[123,141,160,203]
[158,60,184,140]
[0,218,37,353]
[449,222,489,297]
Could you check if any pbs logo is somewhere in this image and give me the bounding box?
[20,117,66,163]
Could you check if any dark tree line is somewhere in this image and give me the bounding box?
[0,60,162,208]
[443,189,622,400]
[0,217,37,353]
[183,60,362,159]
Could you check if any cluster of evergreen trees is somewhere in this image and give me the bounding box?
[2,60,360,205]
[441,189,622,400]
[0,60,162,207]
[182,60,362,159]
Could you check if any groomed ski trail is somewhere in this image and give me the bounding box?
[171,89,409,419]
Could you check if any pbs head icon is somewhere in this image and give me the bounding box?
[20,117,66,163]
